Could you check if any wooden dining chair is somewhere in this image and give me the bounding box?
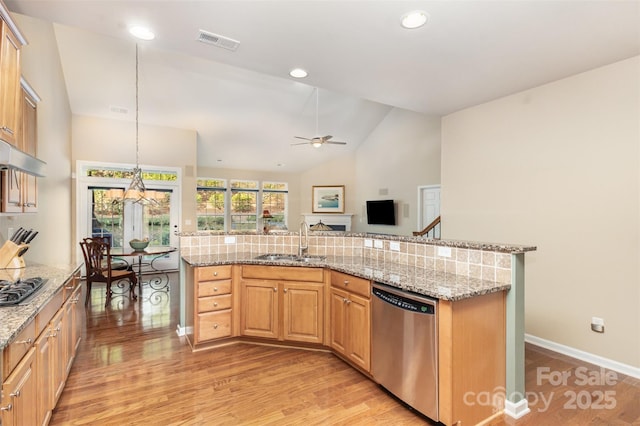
[80,237,138,305]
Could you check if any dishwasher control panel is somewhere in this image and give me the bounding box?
[372,285,435,314]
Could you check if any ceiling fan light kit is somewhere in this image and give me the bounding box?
[292,88,347,148]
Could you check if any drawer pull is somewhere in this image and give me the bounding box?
[0,404,12,412]
[344,280,349,285]
[273,287,277,292]
[213,302,218,307]
[16,338,33,345]
[213,287,218,292]
[9,390,20,398]
[283,288,288,293]
[213,323,219,329]
[214,271,218,276]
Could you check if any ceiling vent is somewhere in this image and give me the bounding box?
[197,30,240,51]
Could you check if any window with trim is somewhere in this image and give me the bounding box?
[262,182,288,230]
[230,180,258,231]
[196,178,227,230]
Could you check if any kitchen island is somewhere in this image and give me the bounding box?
[180,232,535,424]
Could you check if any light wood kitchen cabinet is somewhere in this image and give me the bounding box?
[1,79,39,213]
[240,265,324,344]
[0,347,36,426]
[329,271,371,372]
[34,322,52,426]
[0,16,22,147]
[187,265,235,345]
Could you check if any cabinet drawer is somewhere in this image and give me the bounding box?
[198,294,232,313]
[331,271,370,299]
[198,279,232,297]
[197,310,232,341]
[196,265,232,281]
[242,265,324,282]
[2,319,35,377]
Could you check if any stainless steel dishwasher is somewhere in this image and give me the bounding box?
[372,283,438,421]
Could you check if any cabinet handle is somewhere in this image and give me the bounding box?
[283,288,288,293]
[55,326,62,332]
[1,126,14,135]
[273,287,277,292]
[65,285,74,289]
[0,404,12,412]
[213,271,218,276]
[346,299,351,305]
[344,280,349,286]
[9,390,20,398]
[72,296,80,304]
[16,338,32,345]
[213,323,219,329]
[213,302,218,307]
[213,287,218,292]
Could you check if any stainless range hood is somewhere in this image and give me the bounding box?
[0,139,46,177]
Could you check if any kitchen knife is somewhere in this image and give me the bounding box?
[10,227,24,242]
[17,229,33,244]
[23,231,38,244]
[12,228,26,243]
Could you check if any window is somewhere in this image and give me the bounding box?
[196,179,226,230]
[262,182,288,231]
[230,180,258,231]
[196,178,289,232]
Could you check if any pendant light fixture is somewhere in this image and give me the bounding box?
[123,44,154,204]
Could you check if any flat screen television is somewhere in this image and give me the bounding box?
[366,200,396,225]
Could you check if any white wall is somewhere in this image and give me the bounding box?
[1,14,73,266]
[352,108,441,235]
[441,56,640,368]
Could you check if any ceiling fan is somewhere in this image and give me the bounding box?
[292,88,347,148]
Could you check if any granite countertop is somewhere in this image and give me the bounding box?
[182,253,510,301]
[0,262,82,351]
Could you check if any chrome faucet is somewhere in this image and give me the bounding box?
[298,219,308,257]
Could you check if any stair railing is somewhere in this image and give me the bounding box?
[413,215,441,238]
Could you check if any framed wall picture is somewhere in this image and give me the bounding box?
[312,185,345,213]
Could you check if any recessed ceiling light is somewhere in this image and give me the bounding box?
[289,68,308,78]
[129,26,155,40]
[401,11,429,29]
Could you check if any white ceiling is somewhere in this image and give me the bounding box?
[6,0,640,173]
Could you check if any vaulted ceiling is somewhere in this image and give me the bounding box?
[6,0,640,172]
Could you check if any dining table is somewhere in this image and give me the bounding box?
[108,246,177,294]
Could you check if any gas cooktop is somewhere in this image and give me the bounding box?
[0,277,46,306]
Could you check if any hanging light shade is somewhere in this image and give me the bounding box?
[123,44,155,205]
[310,220,332,231]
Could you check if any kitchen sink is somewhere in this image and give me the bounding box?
[254,253,326,263]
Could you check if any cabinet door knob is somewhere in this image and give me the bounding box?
[344,280,349,285]
[213,302,218,307]
[0,404,12,412]
[16,338,32,345]
[9,390,20,398]
[213,323,219,329]
[213,271,218,276]
[213,287,218,292]
[346,299,351,305]
[283,288,288,293]
[273,287,277,292]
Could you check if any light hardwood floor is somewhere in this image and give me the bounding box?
[51,274,639,425]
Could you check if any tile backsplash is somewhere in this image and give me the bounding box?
[179,233,514,284]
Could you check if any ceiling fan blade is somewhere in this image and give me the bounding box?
[294,136,313,141]
[325,141,347,145]
[321,135,333,141]
[291,141,311,146]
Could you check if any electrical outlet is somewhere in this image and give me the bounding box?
[591,317,605,333]
[390,241,400,251]
[374,239,383,249]
[224,236,236,244]
[364,239,373,248]
[437,246,452,258]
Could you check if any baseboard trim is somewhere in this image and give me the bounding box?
[504,399,530,419]
[175,324,186,337]
[525,334,640,379]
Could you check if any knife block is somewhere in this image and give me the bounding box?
[0,240,28,269]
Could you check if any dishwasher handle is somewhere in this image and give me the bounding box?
[372,283,436,314]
